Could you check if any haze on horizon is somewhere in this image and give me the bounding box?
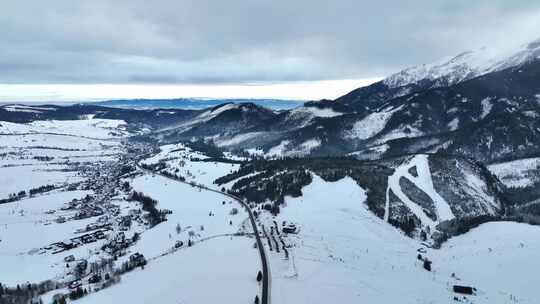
[1,0,540,102]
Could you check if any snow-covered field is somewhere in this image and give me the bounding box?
[141,143,240,187]
[260,174,540,304]
[128,173,251,258]
[0,119,127,198]
[0,119,129,139]
[0,190,102,285]
[76,237,259,304]
[434,222,540,303]
[0,164,82,198]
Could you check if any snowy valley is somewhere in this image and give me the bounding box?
[1,36,540,304]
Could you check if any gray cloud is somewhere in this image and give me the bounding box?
[1,0,540,84]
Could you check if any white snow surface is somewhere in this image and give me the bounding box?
[480,97,493,119]
[266,138,322,157]
[199,103,240,119]
[298,138,321,151]
[267,140,291,157]
[215,131,265,147]
[141,143,240,187]
[459,165,499,215]
[77,237,259,304]
[167,103,244,132]
[375,125,424,144]
[447,117,459,131]
[289,106,343,119]
[129,173,250,259]
[285,138,322,156]
[0,164,82,198]
[344,106,402,140]
[282,105,345,130]
[0,190,100,285]
[488,157,540,188]
[433,221,540,304]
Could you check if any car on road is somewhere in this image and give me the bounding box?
[68,280,82,289]
[88,273,102,284]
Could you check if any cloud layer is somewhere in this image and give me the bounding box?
[2,0,540,84]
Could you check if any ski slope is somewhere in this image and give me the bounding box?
[385,154,454,228]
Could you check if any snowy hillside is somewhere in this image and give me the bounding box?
[259,174,540,303]
[488,157,540,189]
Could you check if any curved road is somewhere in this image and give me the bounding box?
[139,166,270,304]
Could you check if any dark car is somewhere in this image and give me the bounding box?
[68,280,82,289]
[88,274,102,284]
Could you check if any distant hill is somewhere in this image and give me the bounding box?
[92,98,304,110]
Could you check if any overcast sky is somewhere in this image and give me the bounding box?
[1,0,540,101]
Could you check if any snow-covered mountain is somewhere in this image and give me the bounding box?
[4,36,540,166]
[3,38,540,303]
[4,37,540,210]
[336,37,540,113]
[214,153,507,245]
[384,38,540,89]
